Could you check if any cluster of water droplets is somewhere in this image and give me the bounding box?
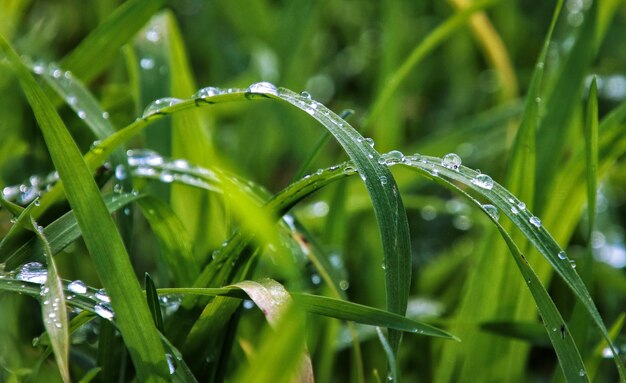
[2,172,57,207]
[30,61,111,122]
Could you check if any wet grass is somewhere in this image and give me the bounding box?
[1,1,626,382]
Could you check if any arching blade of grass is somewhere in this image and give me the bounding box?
[399,156,626,379]
[38,85,412,357]
[156,285,456,338]
[0,35,170,379]
[27,216,69,383]
[60,0,165,83]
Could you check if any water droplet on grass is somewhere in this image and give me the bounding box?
[166,354,176,374]
[364,137,375,147]
[529,216,542,227]
[94,303,114,320]
[579,369,585,377]
[558,251,567,260]
[115,164,127,180]
[128,149,164,166]
[518,202,526,210]
[194,86,222,98]
[300,91,312,99]
[442,153,462,170]
[142,97,183,118]
[378,150,404,166]
[511,206,519,214]
[472,174,494,190]
[78,110,87,119]
[246,82,278,96]
[483,204,499,220]
[140,57,155,70]
[380,176,388,185]
[68,280,88,294]
[95,288,110,303]
[339,280,349,290]
[159,171,175,183]
[16,262,47,284]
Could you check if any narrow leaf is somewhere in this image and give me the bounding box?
[145,273,164,333]
[0,35,170,379]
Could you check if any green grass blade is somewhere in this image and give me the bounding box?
[60,0,165,83]
[400,156,626,380]
[584,77,598,235]
[292,293,457,340]
[375,327,397,383]
[145,273,165,333]
[0,35,170,379]
[535,1,597,205]
[28,216,69,383]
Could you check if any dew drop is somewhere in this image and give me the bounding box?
[66,95,77,106]
[311,274,321,285]
[16,262,47,284]
[472,174,494,190]
[378,150,405,166]
[68,280,88,294]
[95,288,111,303]
[246,81,278,96]
[127,149,164,166]
[115,164,127,180]
[193,86,222,98]
[364,137,375,147]
[164,354,176,374]
[34,198,40,207]
[142,97,183,118]
[77,110,87,120]
[140,57,155,70]
[102,111,110,119]
[529,216,542,228]
[342,165,357,175]
[159,171,175,183]
[483,204,500,220]
[380,176,388,185]
[442,153,462,170]
[300,91,312,99]
[511,206,519,214]
[33,62,46,74]
[339,280,349,290]
[518,202,526,210]
[557,251,567,260]
[146,29,160,42]
[94,303,114,320]
[579,369,585,377]
[569,259,577,269]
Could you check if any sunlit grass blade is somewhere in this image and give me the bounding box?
[78,367,101,383]
[586,313,625,381]
[28,216,69,383]
[60,0,165,83]
[0,35,170,379]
